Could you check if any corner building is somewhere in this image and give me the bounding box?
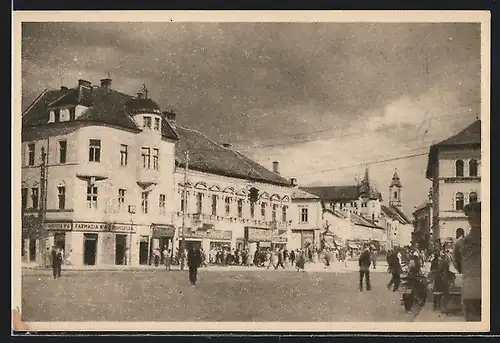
[21,78,294,267]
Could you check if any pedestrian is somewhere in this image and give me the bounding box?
[387,249,401,292]
[433,250,452,311]
[358,245,372,291]
[371,249,377,269]
[289,249,296,267]
[187,245,202,285]
[296,250,305,272]
[163,248,172,271]
[51,246,62,279]
[277,249,286,269]
[453,202,481,322]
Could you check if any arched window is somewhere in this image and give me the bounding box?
[455,192,464,211]
[393,191,398,199]
[469,192,478,203]
[455,160,464,177]
[456,228,465,239]
[469,159,478,177]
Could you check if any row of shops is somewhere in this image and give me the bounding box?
[21,220,319,267]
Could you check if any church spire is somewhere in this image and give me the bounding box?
[390,169,402,188]
[389,169,402,207]
[360,166,370,195]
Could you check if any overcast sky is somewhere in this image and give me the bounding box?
[21,22,481,216]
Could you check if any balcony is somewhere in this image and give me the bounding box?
[191,213,217,225]
[136,166,160,188]
[76,162,109,180]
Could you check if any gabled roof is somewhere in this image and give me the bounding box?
[426,120,481,179]
[350,212,384,229]
[301,185,359,201]
[381,204,411,225]
[291,189,320,200]
[413,202,431,214]
[22,86,179,141]
[300,184,382,201]
[174,126,292,187]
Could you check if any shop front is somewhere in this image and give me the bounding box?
[151,224,176,264]
[110,223,136,265]
[244,227,277,257]
[182,225,232,253]
[271,230,288,250]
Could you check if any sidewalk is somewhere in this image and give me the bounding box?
[412,306,464,322]
[22,261,388,273]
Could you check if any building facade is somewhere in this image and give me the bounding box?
[425,120,481,250]
[21,78,294,267]
[412,202,433,250]
[288,188,323,251]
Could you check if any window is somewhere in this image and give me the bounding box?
[455,192,464,211]
[282,205,287,222]
[141,147,151,169]
[260,202,266,219]
[54,109,61,123]
[394,191,398,199]
[141,192,149,214]
[69,107,76,121]
[225,197,232,216]
[455,160,464,177]
[469,159,478,177]
[153,148,159,170]
[456,228,465,239]
[118,189,126,211]
[27,143,35,166]
[272,204,277,222]
[31,187,39,209]
[86,186,98,209]
[143,116,152,129]
[211,195,217,216]
[120,144,128,166]
[300,206,308,223]
[237,199,243,218]
[469,192,478,204]
[196,193,203,214]
[180,192,186,212]
[372,213,375,221]
[58,140,67,163]
[159,194,166,215]
[57,186,66,210]
[89,139,101,162]
[154,118,160,131]
[21,187,28,210]
[250,202,255,218]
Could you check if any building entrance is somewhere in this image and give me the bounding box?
[54,232,66,250]
[115,234,127,265]
[139,236,149,265]
[83,233,98,266]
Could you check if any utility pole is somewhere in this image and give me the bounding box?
[180,149,189,271]
[39,147,48,267]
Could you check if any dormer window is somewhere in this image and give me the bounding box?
[154,117,161,131]
[54,109,61,123]
[69,107,76,121]
[143,116,152,130]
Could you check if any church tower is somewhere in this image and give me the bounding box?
[389,169,402,207]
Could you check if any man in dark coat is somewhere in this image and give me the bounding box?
[358,246,372,291]
[387,249,402,291]
[187,246,202,285]
[51,246,62,279]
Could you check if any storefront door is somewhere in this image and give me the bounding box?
[115,234,127,265]
[139,236,149,265]
[83,234,98,266]
[54,232,66,250]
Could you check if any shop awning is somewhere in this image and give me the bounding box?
[152,224,176,238]
[348,243,360,249]
[260,241,272,248]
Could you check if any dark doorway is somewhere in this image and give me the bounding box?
[54,233,66,250]
[139,236,149,265]
[29,238,37,262]
[83,234,98,265]
[115,234,127,265]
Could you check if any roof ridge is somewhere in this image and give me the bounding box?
[22,89,49,116]
[47,88,78,107]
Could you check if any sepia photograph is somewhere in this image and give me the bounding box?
[12,11,490,332]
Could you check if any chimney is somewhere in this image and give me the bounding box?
[222,143,232,148]
[290,178,297,187]
[100,78,112,89]
[137,92,144,100]
[60,86,68,92]
[163,111,176,128]
[272,161,280,175]
[78,79,91,88]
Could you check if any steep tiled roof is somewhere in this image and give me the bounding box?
[301,185,359,201]
[350,212,384,229]
[426,120,481,179]
[174,126,292,187]
[301,185,382,201]
[381,204,411,224]
[22,86,179,141]
[291,189,320,200]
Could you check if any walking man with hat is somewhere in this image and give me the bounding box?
[453,201,482,321]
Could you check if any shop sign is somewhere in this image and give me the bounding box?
[44,222,72,231]
[183,229,232,241]
[246,227,273,241]
[152,225,176,238]
[74,222,107,231]
[112,224,135,233]
[272,235,287,244]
